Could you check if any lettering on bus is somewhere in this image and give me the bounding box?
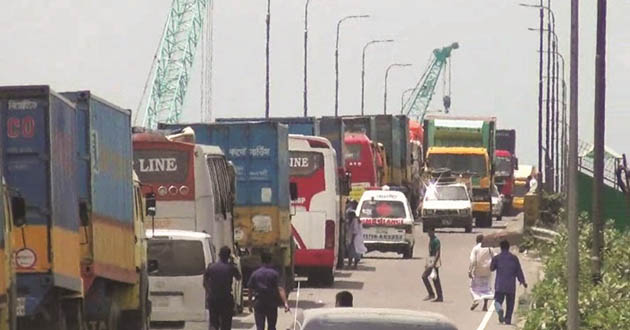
[6,116,35,139]
[133,150,189,183]
[289,151,323,177]
[138,158,178,173]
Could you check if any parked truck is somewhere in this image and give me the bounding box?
[423,115,496,227]
[1,86,84,330]
[494,129,518,213]
[217,116,320,136]
[62,91,151,329]
[159,122,295,292]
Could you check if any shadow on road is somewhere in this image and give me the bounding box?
[333,271,353,278]
[289,299,326,310]
[232,319,255,329]
[333,280,365,290]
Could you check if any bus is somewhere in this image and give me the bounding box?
[289,135,339,285]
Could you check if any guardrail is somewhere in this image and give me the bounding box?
[529,226,560,242]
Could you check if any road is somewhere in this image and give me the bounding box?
[228,213,539,330]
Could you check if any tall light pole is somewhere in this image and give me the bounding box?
[265,0,271,118]
[361,39,394,115]
[401,88,416,114]
[335,15,369,117]
[303,0,312,117]
[384,63,411,114]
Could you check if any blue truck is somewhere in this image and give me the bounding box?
[216,116,320,136]
[0,85,83,330]
[158,122,294,290]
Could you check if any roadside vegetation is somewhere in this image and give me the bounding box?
[523,217,630,329]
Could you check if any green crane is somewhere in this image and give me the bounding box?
[137,0,210,129]
[403,42,459,121]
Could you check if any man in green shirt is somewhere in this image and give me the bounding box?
[421,228,443,302]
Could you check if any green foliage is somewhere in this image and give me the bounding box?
[539,191,565,228]
[524,217,630,329]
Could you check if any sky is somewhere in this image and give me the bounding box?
[1,0,629,166]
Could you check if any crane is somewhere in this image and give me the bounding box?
[403,42,459,121]
[136,0,210,129]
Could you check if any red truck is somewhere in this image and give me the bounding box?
[494,129,518,213]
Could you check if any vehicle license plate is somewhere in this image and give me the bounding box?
[16,297,25,316]
[364,228,404,242]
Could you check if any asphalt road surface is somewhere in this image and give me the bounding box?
[191,214,539,330]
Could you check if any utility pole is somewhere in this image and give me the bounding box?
[303,0,311,117]
[538,2,544,190]
[592,0,607,285]
[545,0,552,192]
[265,0,271,118]
[567,0,580,327]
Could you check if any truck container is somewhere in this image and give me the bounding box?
[0,85,83,330]
[62,91,150,328]
[342,116,377,140]
[496,129,516,155]
[216,117,320,136]
[494,129,517,213]
[158,122,294,289]
[373,115,402,185]
[423,115,496,227]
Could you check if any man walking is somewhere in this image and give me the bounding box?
[469,234,494,311]
[491,240,527,325]
[203,246,242,330]
[421,228,443,302]
[247,252,290,330]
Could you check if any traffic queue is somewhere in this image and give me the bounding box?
[0,84,520,330]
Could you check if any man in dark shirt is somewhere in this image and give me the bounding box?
[203,246,242,330]
[247,252,290,330]
[335,291,353,307]
[421,228,443,302]
[490,240,527,325]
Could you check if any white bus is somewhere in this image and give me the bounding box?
[289,135,340,285]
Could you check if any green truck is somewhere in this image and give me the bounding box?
[422,115,496,227]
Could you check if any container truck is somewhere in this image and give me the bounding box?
[373,115,402,185]
[494,129,518,213]
[423,115,496,228]
[62,91,151,329]
[217,117,320,136]
[344,133,379,201]
[158,122,295,292]
[132,128,244,318]
[342,116,376,140]
[1,85,84,330]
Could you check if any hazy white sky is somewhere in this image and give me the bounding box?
[1,0,628,165]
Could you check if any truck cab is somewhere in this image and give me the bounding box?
[494,149,516,211]
[344,133,378,201]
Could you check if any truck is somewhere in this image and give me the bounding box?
[423,115,496,228]
[494,129,518,213]
[344,133,379,201]
[158,122,295,292]
[373,115,402,185]
[216,117,320,136]
[1,85,84,330]
[132,128,244,318]
[62,91,151,329]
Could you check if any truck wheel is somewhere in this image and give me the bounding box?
[321,268,335,287]
[402,245,413,259]
[422,225,431,233]
[465,224,473,233]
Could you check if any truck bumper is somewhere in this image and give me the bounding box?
[294,249,335,269]
[422,216,473,229]
[364,241,413,254]
[472,202,491,213]
[16,274,54,317]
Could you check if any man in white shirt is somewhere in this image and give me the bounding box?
[469,234,494,311]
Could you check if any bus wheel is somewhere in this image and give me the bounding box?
[321,268,335,287]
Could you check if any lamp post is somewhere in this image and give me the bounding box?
[265,0,271,118]
[384,63,412,114]
[303,0,312,117]
[335,15,370,117]
[361,39,394,115]
[401,88,415,114]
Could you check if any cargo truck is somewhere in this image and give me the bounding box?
[423,115,496,228]
[62,91,151,329]
[344,133,378,201]
[494,129,518,213]
[158,122,295,292]
[1,86,84,330]
[217,117,320,136]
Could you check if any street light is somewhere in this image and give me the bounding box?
[361,39,394,115]
[384,63,412,114]
[335,14,370,117]
[401,88,416,114]
[303,0,313,117]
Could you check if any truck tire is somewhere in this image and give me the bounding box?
[64,299,85,330]
[422,225,431,233]
[402,245,413,259]
[465,223,473,233]
[477,214,492,228]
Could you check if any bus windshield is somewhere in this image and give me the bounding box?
[147,239,206,277]
[495,156,512,177]
[427,154,487,177]
[344,144,363,161]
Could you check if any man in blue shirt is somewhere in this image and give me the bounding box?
[490,240,527,325]
[247,252,290,330]
[203,246,242,330]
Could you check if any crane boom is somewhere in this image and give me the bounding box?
[404,42,458,121]
[139,0,209,128]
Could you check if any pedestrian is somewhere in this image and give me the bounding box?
[468,234,494,311]
[528,174,538,193]
[203,246,242,330]
[335,291,353,307]
[491,240,527,325]
[421,228,443,302]
[346,208,367,269]
[247,252,291,330]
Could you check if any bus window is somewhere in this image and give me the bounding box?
[206,157,223,214]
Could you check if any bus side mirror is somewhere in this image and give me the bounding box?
[290,182,299,201]
[11,196,26,227]
[145,193,156,217]
[148,259,159,275]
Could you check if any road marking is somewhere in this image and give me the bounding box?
[476,302,495,330]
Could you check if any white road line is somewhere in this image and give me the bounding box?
[476,302,495,330]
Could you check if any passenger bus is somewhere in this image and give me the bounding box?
[289,135,339,285]
[344,133,378,201]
